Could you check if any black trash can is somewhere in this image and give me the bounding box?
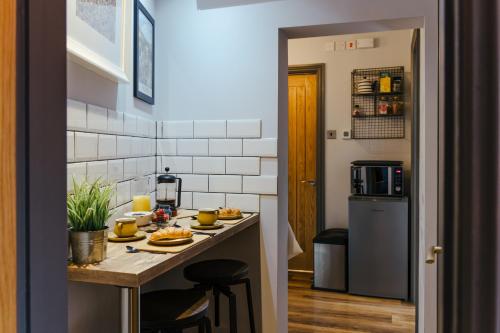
[313,228,348,292]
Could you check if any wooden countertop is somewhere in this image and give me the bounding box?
[67,211,259,288]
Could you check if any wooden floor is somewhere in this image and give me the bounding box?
[288,276,415,333]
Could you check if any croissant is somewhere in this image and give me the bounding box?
[150,227,192,241]
[219,208,241,216]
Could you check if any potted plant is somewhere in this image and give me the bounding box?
[67,179,114,265]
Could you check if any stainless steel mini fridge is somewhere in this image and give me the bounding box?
[348,196,408,300]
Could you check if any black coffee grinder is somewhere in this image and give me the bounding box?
[156,168,182,217]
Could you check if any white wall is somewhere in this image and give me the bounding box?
[289,30,413,229]
[155,1,438,332]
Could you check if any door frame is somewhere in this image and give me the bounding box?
[288,63,326,235]
[16,0,68,332]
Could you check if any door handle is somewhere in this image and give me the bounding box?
[425,245,443,264]
[300,180,316,186]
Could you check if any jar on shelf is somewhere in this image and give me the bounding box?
[392,77,403,93]
[378,97,389,115]
[352,104,361,116]
[391,96,404,115]
[379,72,392,93]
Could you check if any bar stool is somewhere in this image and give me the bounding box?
[140,288,212,333]
[183,259,256,333]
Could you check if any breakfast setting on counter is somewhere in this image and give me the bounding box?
[67,167,251,264]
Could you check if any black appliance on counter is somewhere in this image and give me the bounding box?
[351,160,404,197]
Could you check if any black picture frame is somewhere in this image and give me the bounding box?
[134,0,155,105]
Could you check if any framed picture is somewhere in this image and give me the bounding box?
[134,0,155,105]
[67,0,128,82]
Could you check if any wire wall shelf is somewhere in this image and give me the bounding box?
[351,66,405,139]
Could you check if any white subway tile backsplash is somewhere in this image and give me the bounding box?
[226,194,260,212]
[137,117,149,136]
[163,121,193,138]
[67,163,86,191]
[243,176,277,195]
[162,156,193,173]
[192,192,225,209]
[131,137,142,156]
[108,111,124,134]
[194,120,226,138]
[209,175,242,193]
[108,159,124,182]
[137,158,149,176]
[117,136,131,157]
[87,161,108,183]
[260,158,278,176]
[67,132,75,162]
[123,158,137,180]
[179,174,208,192]
[98,134,116,160]
[116,181,131,206]
[87,104,108,132]
[178,139,208,156]
[209,139,242,156]
[243,138,277,157]
[147,120,155,138]
[67,99,87,130]
[180,192,193,209]
[158,139,177,155]
[75,132,98,161]
[156,156,162,173]
[193,157,225,174]
[226,157,260,175]
[156,121,163,138]
[227,119,261,138]
[123,114,137,135]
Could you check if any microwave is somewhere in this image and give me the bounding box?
[351,160,404,197]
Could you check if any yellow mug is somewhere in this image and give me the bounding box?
[114,218,138,237]
[197,208,219,225]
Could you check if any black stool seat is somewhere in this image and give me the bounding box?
[184,259,255,333]
[184,259,249,285]
[141,289,211,332]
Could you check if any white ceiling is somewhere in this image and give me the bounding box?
[197,0,284,9]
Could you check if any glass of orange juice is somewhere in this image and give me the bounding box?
[131,177,152,212]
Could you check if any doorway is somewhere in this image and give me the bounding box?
[286,29,419,332]
[287,64,325,273]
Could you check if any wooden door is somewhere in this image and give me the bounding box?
[288,73,318,272]
[0,0,17,331]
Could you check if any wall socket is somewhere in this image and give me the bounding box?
[327,130,336,139]
[341,129,351,139]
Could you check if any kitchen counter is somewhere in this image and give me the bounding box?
[68,211,259,287]
[67,210,260,333]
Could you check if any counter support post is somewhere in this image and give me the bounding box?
[121,287,140,333]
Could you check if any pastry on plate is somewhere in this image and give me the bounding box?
[219,208,241,217]
[150,227,192,241]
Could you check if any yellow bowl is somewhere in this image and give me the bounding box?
[197,208,219,225]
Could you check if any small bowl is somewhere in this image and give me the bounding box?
[124,211,153,226]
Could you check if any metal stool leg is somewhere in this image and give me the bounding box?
[243,279,256,333]
[229,292,237,333]
[198,318,205,333]
[204,317,212,333]
[213,287,220,327]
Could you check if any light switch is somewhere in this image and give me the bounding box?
[346,40,357,50]
[327,130,336,139]
[357,38,375,49]
[324,41,334,52]
[335,41,345,51]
